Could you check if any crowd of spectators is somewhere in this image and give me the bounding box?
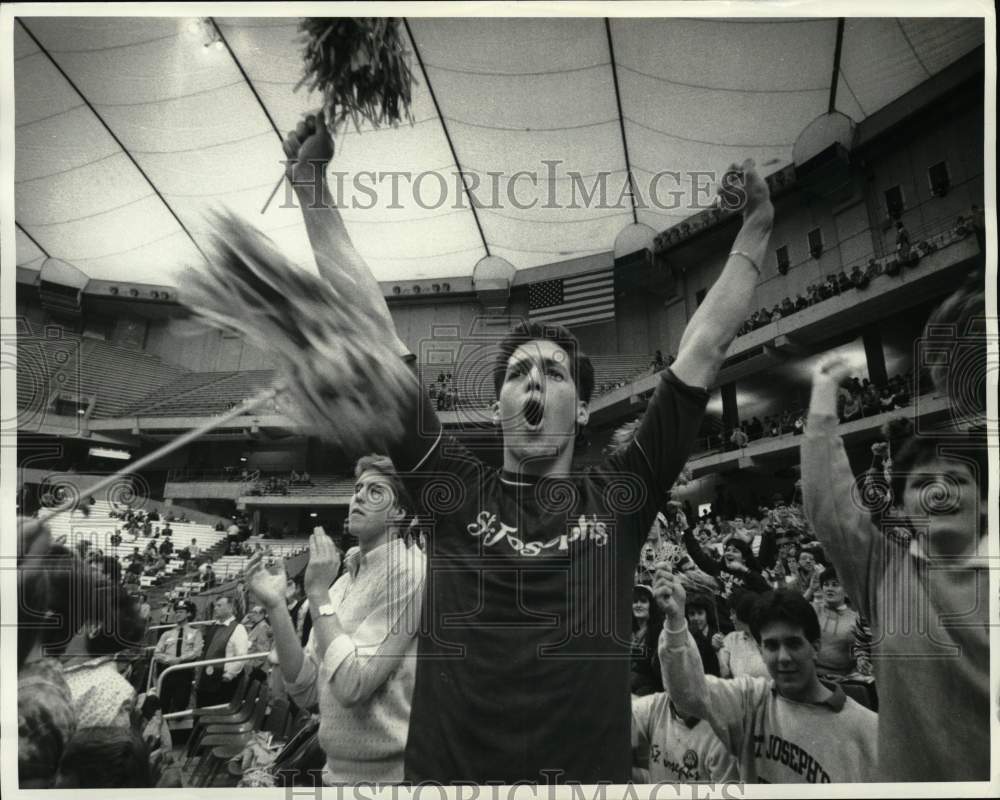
[735,210,978,339]
[630,494,875,703]
[705,371,917,456]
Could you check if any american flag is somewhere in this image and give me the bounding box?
[527,267,615,328]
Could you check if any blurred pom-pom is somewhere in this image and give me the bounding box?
[297,18,416,133]
[181,212,415,454]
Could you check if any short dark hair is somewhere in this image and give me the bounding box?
[819,567,840,587]
[750,590,820,645]
[55,727,151,788]
[891,431,988,506]
[730,590,760,625]
[494,321,594,403]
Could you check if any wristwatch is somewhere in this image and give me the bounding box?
[315,603,337,617]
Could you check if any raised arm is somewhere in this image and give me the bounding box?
[284,112,408,358]
[245,553,308,692]
[671,160,774,389]
[652,564,752,754]
[801,357,883,619]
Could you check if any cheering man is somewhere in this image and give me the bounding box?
[285,112,775,783]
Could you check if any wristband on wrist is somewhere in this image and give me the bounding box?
[729,249,761,274]
[664,618,689,636]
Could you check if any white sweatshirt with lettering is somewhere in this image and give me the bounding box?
[659,628,877,783]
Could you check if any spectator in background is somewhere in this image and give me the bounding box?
[849,265,870,290]
[730,427,749,449]
[195,596,249,708]
[158,534,173,558]
[152,600,204,713]
[895,221,912,264]
[650,350,667,372]
[188,538,200,560]
[631,584,665,696]
[243,604,274,682]
[814,568,870,681]
[138,594,152,624]
[684,594,720,677]
[716,591,768,679]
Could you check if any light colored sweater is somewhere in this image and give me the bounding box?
[660,627,877,783]
[632,692,739,783]
[801,413,989,781]
[287,538,425,784]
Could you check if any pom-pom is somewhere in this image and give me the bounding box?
[181,212,415,454]
[296,18,416,133]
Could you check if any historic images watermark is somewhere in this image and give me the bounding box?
[267,161,751,215]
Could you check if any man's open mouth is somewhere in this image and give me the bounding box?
[523,396,544,427]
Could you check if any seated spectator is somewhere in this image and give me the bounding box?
[814,568,871,681]
[300,471,312,485]
[188,538,200,560]
[757,307,772,326]
[650,350,667,372]
[158,536,173,558]
[794,293,809,311]
[655,579,878,783]
[840,390,862,423]
[836,271,852,293]
[717,591,769,679]
[891,377,910,407]
[54,727,152,788]
[769,305,782,322]
[747,416,763,440]
[849,265,870,289]
[110,530,122,548]
[780,297,795,317]
[792,413,805,435]
[878,387,895,413]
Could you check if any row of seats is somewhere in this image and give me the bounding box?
[125,370,277,418]
[17,326,189,420]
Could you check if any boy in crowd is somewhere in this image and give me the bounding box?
[802,354,988,781]
[285,111,774,782]
[631,692,738,784]
[246,456,425,785]
[654,568,877,783]
[813,568,871,681]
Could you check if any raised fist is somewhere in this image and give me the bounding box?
[812,354,853,387]
[718,159,773,219]
[283,111,335,186]
[652,562,687,623]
